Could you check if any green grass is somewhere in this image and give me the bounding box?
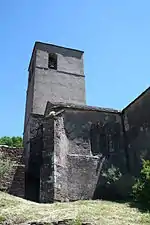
[0,191,150,224]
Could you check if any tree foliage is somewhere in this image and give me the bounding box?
[0,136,23,148]
[132,160,150,207]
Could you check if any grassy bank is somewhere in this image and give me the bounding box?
[0,191,150,224]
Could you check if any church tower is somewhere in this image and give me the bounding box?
[23,41,86,166]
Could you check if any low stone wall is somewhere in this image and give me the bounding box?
[0,146,25,198]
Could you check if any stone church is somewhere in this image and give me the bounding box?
[23,41,150,203]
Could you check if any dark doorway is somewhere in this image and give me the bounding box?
[25,171,40,202]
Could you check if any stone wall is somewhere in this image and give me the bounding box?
[24,114,44,168]
[122,87,150,177]
[25,122,44,202]
[0,147,25,198]
[23,84,150,203]
[24,71,34,131]
[44,104,129,202]
[35,42,84,75]
[34,68,86,115]
[40,117,54,203]
[27,42,86,116]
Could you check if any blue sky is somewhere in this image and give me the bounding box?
[0,0,150,137]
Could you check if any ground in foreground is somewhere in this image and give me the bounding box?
[0,192,150,224]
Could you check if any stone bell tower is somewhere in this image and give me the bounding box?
[23,41,86,167]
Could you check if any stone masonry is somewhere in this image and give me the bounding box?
[0,146,25,198]
[23,41,150,203]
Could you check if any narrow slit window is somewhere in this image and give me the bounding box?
[48,53,57,70]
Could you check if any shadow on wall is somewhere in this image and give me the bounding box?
[90,121,134,201]
[25,128,43,202]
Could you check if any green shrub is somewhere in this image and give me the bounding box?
[132,160,150,207]
[102,164,122,185]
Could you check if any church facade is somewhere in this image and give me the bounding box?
[23,41,150,202]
